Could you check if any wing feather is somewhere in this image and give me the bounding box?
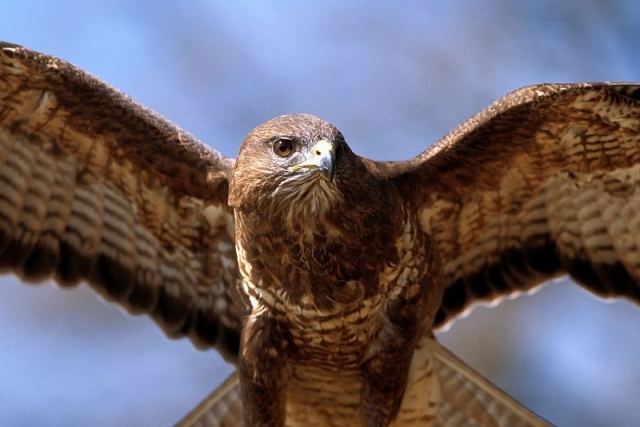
[380,83,640,326]
[0,42,244,359]
[429,339,549,427]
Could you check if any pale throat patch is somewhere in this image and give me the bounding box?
[270,172,342,221]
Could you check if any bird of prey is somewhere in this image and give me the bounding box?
[1,41,639,426]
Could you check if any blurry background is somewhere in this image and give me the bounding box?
[1,1,640,426]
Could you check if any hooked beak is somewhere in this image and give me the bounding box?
[289,139,336,181]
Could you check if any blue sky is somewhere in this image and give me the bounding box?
[1,1,640,426]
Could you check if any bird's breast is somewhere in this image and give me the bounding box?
[281,290,387,368]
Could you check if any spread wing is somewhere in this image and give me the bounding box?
[173,339,549,427]
[380,83,640,326]
[0,42,244,359]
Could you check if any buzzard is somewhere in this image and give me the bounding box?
[1,41,640,426]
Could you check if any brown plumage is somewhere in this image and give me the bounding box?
[1,41,640,426]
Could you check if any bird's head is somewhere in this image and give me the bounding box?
[229,114,352,216]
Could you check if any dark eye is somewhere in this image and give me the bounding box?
[272,138,294,157]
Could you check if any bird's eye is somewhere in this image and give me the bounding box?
[272,139,294,157]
